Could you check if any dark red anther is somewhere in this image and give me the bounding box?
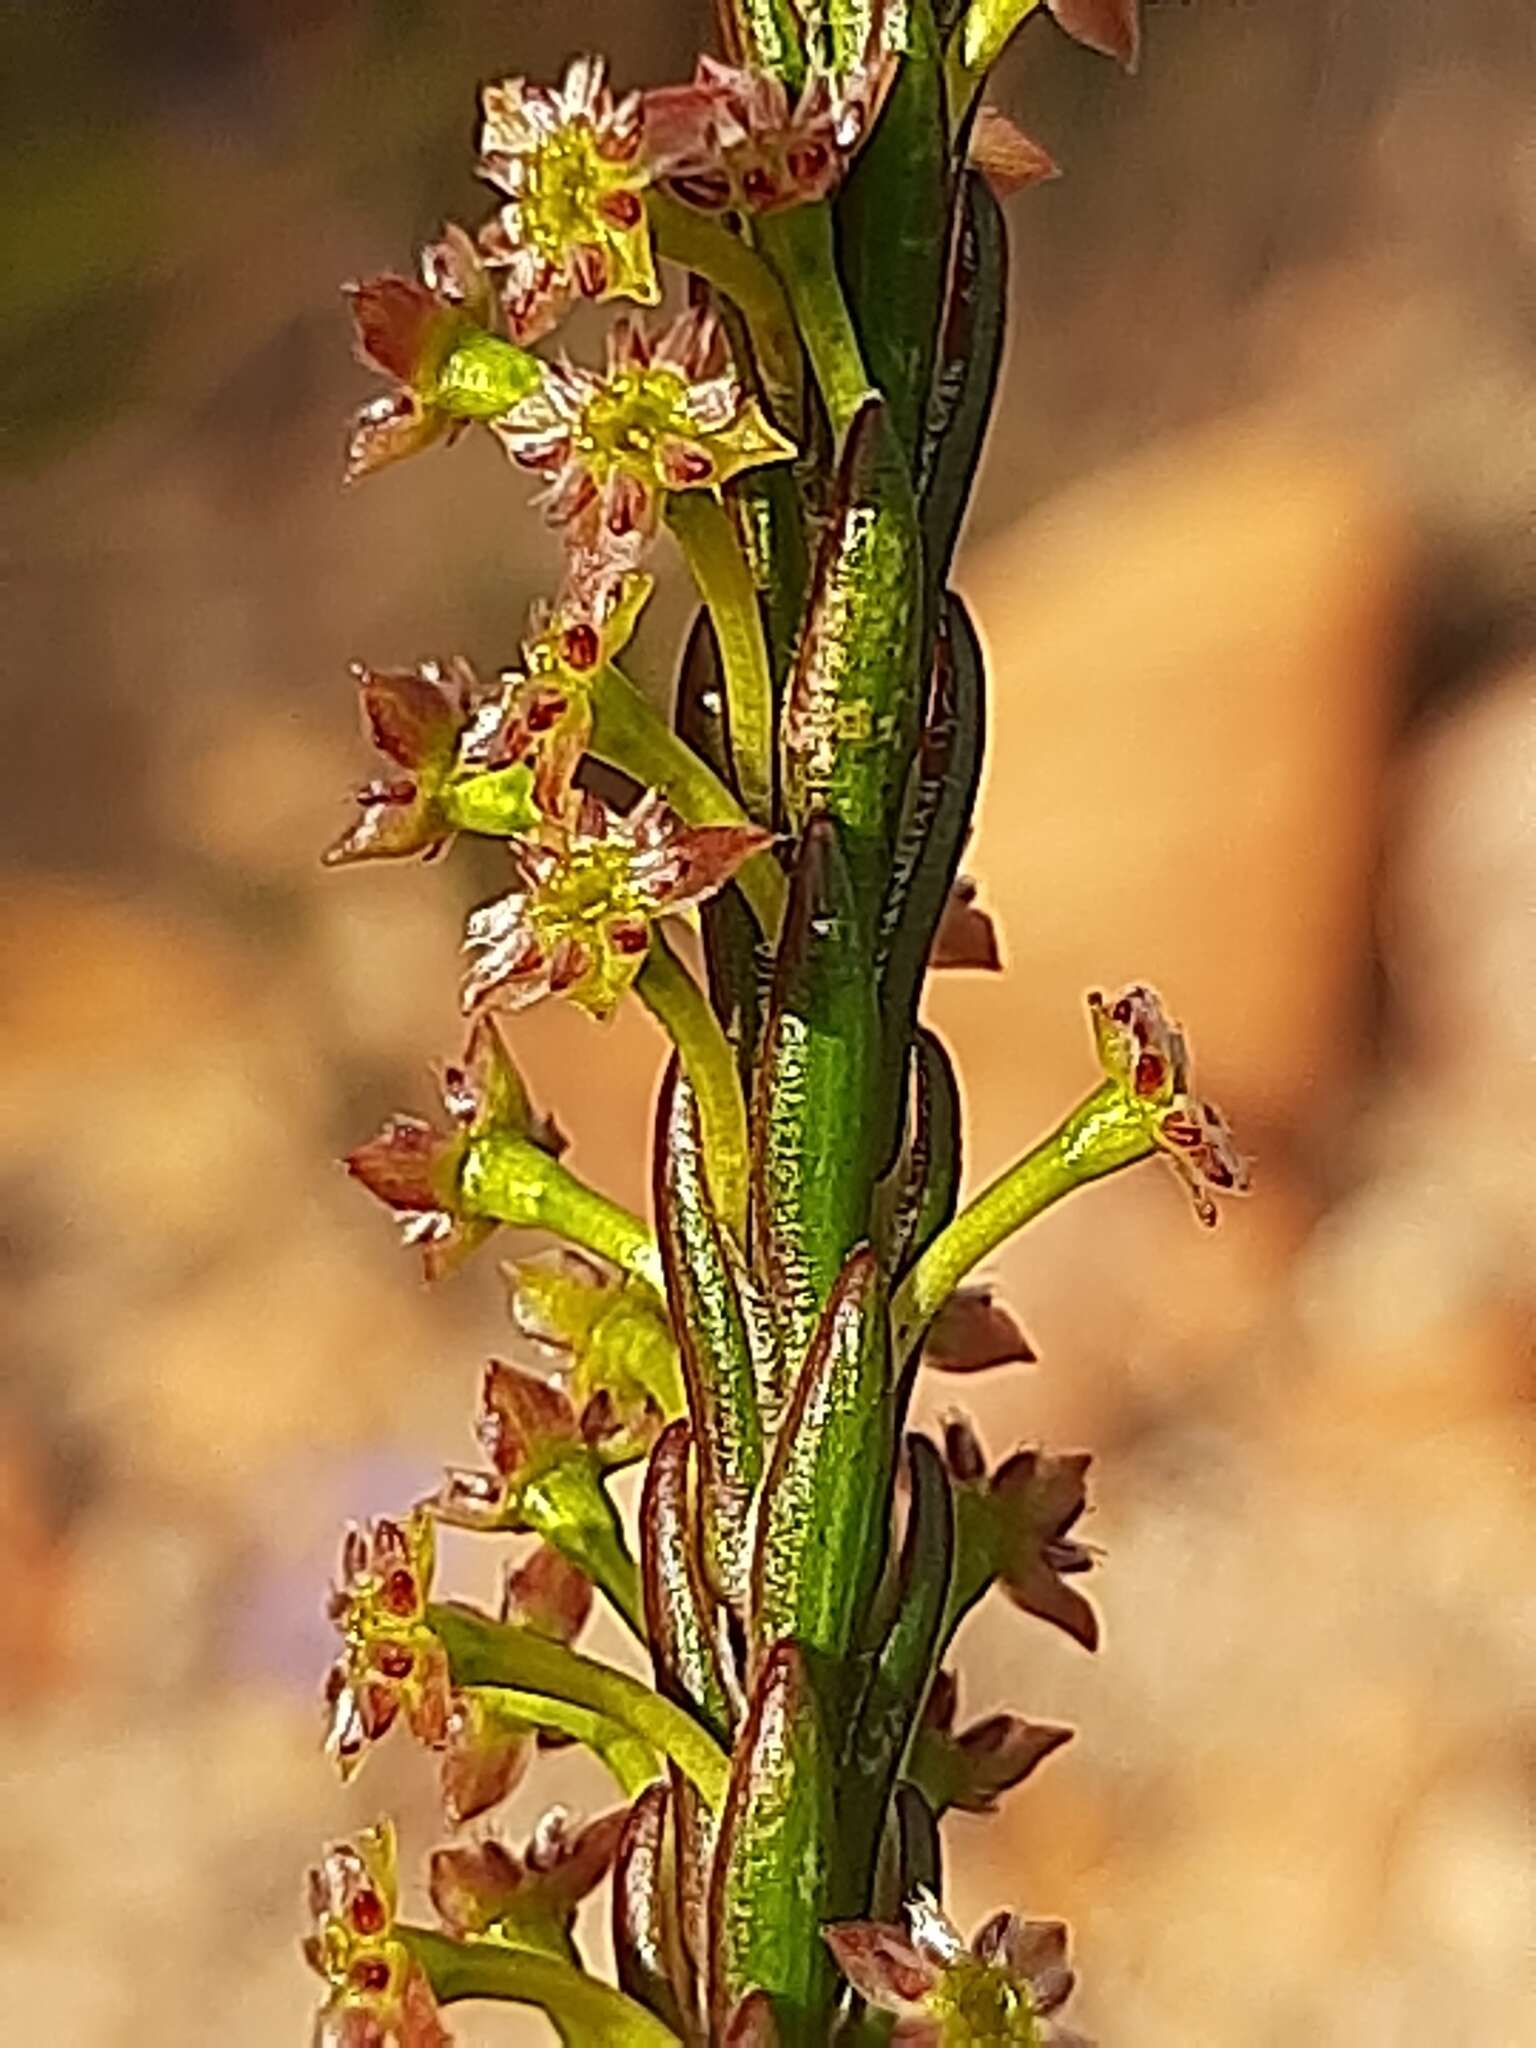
[1134,1051,1165,1096]
[562,622,601,671]
[742,166,778,206]
[374,1641,415,1680]
[599,188,643,228]
[383,1568,417,1616]
[669,446,714,485]
[608,919,650,955]
[1160,1116,1201,1149]
[788,142,830,183]
[1111,996,1135,1025]
[350,1888,387,1936]
[527,689,570,730]
[350,1956,392,1994]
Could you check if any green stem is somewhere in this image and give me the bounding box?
[466,1684,659,1798]
[649,190,804,430]
[402,1926,683,2046]
[460,1136,665,1297]
[665,492,777,828]
[636,934,751,1241]
[892,1081,1156,1352]
[588,662,785,935]
[431,1601,731,1811]
[757,204,873,439]
[518,1458,647,1642]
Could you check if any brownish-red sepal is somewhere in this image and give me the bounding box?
[440,1689,531,1823]
[612,1784,692,2038]
[640,1420,737,1744]
[968,104,1061,196]
[344,1114,457,1213]
[928,877,1001,971]
[348,275,449,384]
[432,1360,581,1529]
[1049,0,1141,70]
[723,1990,782,2045]
[429,1808,628,1940]
[917,1671,1072,1814]
[324,658,472,871]
[501,1541,594,1642]
[991,1449,1099,1651]
[922,1286,1035,1373]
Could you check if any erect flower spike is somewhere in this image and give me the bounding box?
[306,1820,452,2048]
[825,1892,1088,2047]
[344,224,537,484]
[493,308,795,558]
[344,1016,562,1279]
[323,1512,452,1783]
[461,788,772,1021]
[1088,983,1251,1226]
[428,1806,628,1952]
[477,57,659,343]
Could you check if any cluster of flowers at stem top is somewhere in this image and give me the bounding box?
[307,2,1247,2043]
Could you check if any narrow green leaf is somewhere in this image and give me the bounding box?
[725,0,807,88]
[655,1061,765,1610]
[708,1642,839,2043]
[781,401,925,910]
[750,1248,896,1686]
[613,1784,692,2038]
[836,0,949,458]
[919,171,1008,600]
[750,819,881,1365]
[880,1029,963,1284]
[640,1419,738,1745]
[839,1435,955,1910]
[877,594,986,1073]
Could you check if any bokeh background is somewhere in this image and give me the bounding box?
[3,1,1533,2041]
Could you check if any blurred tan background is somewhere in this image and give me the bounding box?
[2,1,1533,2041]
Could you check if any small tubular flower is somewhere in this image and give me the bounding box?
[306,1821,451,2048]
[344,1017,561,1278]
[644,55,868,215]
[825,1893,1088,2047]
[461,788,772,1020]
[493,308,795,556]
[344,226,506,484]
[477,57,659,342]
[428,1806,628,1954]
[324,1512,451,1783]
[1088,983,1250,1226]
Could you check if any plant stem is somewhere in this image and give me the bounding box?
[460,1136,665,1296]
[431,1601,731,1810]
[518,1459,647,1641]
[636,933,751,1241]
[665,491,777,828]
[467,1683,659,1798]
[757,203,873,439]
[402,1926,683,2046]
[892,1081,1156,1352]
[649,189,804,430]
[588,661,786,935]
